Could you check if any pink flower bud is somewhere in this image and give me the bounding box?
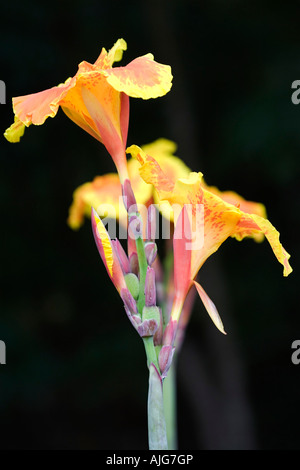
[121,287,138,315]
[145,267,156,307]
[129,253,139,276]
[122,179,138,213]
[144,242,157,266]
[146,204,157,240]
[128,215,142,240]
[159,345,175,378]
[111,239,130,274]
[137,318,158,337]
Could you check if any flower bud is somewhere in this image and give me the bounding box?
[142,305,161,327]
[159,345,175,378]
[121,287,138,316]
[122,179,138,213]
[129,253,139,276]
[124,272,140,300]
[146,204,157,241]
[145,267,156,307]
[144,242,157,266]
[128,215,142,240]
[111,239,130,274]
[137,318,158,337]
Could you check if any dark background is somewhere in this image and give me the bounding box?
[0,0,299,450]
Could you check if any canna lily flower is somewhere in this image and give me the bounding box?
[68,157,152,231]
[67,138,190,230]
[4,39,173,183]
[127,145,292,334]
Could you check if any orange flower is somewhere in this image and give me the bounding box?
[127,145,292,333]
[4,39,173,183]
[67,138,189,230]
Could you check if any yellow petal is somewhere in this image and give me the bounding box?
[235,213,292,277]
[104,54,173,99]
[94,38,127,69]
[68,174,125,230]
[92,209,114,277]
[4,117,26,143]
[127,157,153,206]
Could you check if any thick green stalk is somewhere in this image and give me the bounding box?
[163,359,177,450]
[135,232,168,449]
[148,363,168,450]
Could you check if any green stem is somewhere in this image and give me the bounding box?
[135,232,168,449]
[148,363,168,450]
[143,336,159,370]
[135,235,148,314]
[163,358,177,450]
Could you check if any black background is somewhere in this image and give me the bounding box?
[0,0,299,450]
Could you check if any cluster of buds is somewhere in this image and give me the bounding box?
[91,178,177,379]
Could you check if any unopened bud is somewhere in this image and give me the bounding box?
[128,215,142,240]
[137,318,158,337]
[146,204,157,241]
[144,242,157,266]
[124,273,140,300]
[145,267,156,307]
[143,305,160,325]
[111,239,130,274]
[129,253,139,276]
[122,179,138,213]
[159,345,175,378]
[121,288,138,315]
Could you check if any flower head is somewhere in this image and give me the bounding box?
[67,138,189,230]
[128,145,292,333]
[4,40,173,183]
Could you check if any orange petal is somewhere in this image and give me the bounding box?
[189,188,241,278]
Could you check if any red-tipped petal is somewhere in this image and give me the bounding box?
[171,205,193,320]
